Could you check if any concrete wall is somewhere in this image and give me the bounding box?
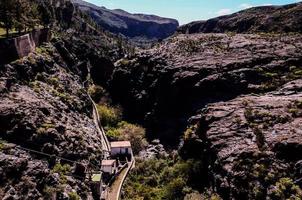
[102,164,117,174]
[0,29,51,65]
[111,147,132,156]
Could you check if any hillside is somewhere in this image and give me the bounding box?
[0,0,134,199]
[72,0,179,42]
[112,32,302,199]
[1,0,302,199]
[178,2,302,34]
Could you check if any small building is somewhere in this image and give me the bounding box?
[110,141,132,157]
[91,173,103,198]
[101,159,117,175]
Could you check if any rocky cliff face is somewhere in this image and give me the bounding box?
[0,24,125,199]
[180,79,302,199]
[178,2,302,34]
[72,0,179,41]
[111,31,302,199]
[110,33,302,145]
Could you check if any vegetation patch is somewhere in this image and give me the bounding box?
[257,65,302,92]
[37,122,55,134]
[269,178,302,199]
[52,163,71,175]
[96,104,122,127]
[106,121,148,154]
[124,157,207,200]
[68,192,81,200]
[88,85,105,101]
[287,100,302,118]
[244,106,290,129]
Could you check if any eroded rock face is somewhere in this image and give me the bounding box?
[180,79,302,199]
[178,2,302,34]
[0,146,94,200]
[110,33,302,145]
[0,41,106,198]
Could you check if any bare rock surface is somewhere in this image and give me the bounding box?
[180,79,302,199]
[110,33,302,145]
[0,40,107,198]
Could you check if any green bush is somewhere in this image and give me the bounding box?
[37,122,55,135]
[68,192,80,200]
[48,77,60,88]
[124,158,200,200]
[105,121,147,154]
[52,163,71,175]
[0,140,5,150]
[88,85,104,101]
[96,104,122,127]
[114,121,148,155]
[163,177,186,200]
[44,186,59,199]
[269,178,302,200]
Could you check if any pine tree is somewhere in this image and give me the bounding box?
[0,0,16,38]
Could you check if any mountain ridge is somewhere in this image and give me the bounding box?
[72,0,179,40]
[178,2,302,34]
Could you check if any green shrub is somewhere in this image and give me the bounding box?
[106,127,121,139]
[105,121,147,155]
[183,125,197,141]
[44,186,59,199]
[269,178,302,200]
[68,192,80,200]
[48,77,60,88]
[96,104,122,127]
[0,140,5,150]
[88,85,104,101]
[163,177,186,200]
[253,126,266,151]
[37,122,55,135]
[124,158,201,200]
[52,163,71,175]
[115,121,147,155]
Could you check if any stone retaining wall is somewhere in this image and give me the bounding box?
[0,29,51,64]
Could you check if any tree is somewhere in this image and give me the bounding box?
[38,1,54,28]
[0,0,41,37]
[0,0,16,37]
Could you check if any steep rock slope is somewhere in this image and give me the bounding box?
[72,0,179,41]
[181,79,302,199]
[110,33,302,145]
[0,11,127,200]
[178,2,302,34]
[0,43,100,199]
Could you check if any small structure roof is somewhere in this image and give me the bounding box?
[110,141,131,148]
[91,173,102,182]
[101,159,116,166]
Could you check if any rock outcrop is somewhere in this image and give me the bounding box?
[0,43,101,198]
[72,0,179,41]
[0,25,124,198]
[178,2,302,34]
[180,79,302,199]
[110,33,302,145]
